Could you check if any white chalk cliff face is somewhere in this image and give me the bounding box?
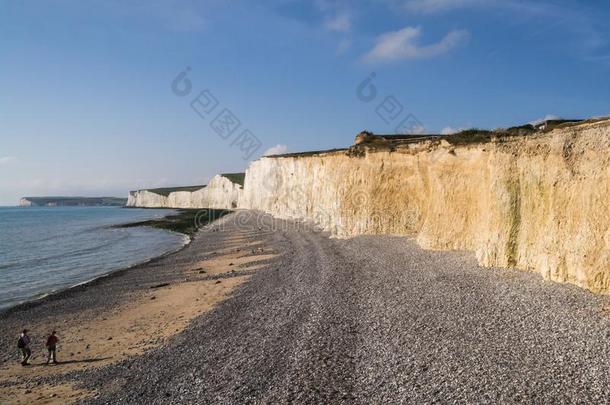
[204,175,242,209]
[19,198,33,207]
[127,190,169,208]
[127,175,242,209]
[241,120,610,294]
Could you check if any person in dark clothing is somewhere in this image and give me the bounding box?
[17,329,31,366]
[46,331,59,364]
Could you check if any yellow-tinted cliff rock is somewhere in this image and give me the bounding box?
[241,120,610,293]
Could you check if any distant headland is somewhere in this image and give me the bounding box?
[19,197,127,207]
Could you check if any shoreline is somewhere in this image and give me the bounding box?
[114,208,231,237]
[0,236,190,317]
[0,210,266,404]
[1,211,608,402]
[0,209,230,316]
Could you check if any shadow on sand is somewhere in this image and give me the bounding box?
[26,357,112,367]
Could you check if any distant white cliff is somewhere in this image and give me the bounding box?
[127,173,244,209]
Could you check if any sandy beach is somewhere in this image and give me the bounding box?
[0,212,278,403]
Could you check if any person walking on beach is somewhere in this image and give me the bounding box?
[46,330,59,364]
[17,329,31,366]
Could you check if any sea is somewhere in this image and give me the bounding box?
[0,206,189,310]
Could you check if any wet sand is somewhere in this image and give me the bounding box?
[0,212,277,403]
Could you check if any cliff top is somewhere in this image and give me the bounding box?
[142,185,207,197]
[131,173,245,197]
[21,197,127,206]
[264,148,349,158]
[220,173,245,186]
[263,116,610,159]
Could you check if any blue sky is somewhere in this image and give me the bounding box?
[1,0,610,205]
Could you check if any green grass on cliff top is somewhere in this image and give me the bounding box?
[141,173,245,197]
[220,172,245,186]
[142,185,207,197]
[270,118,603,157]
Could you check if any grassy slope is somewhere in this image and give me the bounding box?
[220,173,245,186]
[140,185,207,197]
[139,173,245,197]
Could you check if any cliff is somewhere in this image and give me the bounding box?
[127,173,244,209]
[240,119,610,294]
[19,197,127,207]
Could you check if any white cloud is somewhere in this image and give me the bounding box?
[363,26,470,62]
[317,1,353,54]
[529,114,561,126]
[263,144,288,156]
[403,0,603,64]
[0,156,18,166]
[410,124,427,135]
[317,0,352,32]
[404,0,488,14]
[324,12,351,32]
[440,126,459,135]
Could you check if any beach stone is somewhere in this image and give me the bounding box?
[5,212,609,404]
[81,212,610,404]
